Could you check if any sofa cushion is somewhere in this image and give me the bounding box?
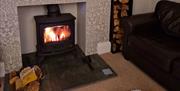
[155,1,180,38]
[128,29,180,72]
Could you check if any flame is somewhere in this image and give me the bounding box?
[60,32,65,40]
[44,25,71,43]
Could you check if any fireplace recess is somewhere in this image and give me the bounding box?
[34,4,76,56]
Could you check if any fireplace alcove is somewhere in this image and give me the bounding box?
[0,0,111,73]
[18,3,83,55]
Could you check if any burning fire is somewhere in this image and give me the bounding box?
[44,25,71,43]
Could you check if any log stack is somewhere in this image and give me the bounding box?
[9,65,43,91]
[111,0,131,52]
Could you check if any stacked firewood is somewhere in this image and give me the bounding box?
[111,0,129,52]
[9,65,43,91]
[121,0,129,17]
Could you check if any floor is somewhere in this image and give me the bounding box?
[68,53,166,91]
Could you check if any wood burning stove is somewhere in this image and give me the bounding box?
[34,4,76,56]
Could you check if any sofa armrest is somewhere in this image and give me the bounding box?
[121,13,159,59]
[121,13,159,35]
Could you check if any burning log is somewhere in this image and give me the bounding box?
[44,25,71,43]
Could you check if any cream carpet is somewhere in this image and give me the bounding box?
[68,53,166,91]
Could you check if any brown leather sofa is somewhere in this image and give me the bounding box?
[121,1,180,91]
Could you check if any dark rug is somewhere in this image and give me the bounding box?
[40,47,117,91]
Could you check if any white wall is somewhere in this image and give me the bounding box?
[133,0,159,14]
[77,3,86,53]
[133,0,180,15]
[169,0,180,3]
[18,6,46,54]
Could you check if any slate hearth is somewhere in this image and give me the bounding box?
[20,46,117,91]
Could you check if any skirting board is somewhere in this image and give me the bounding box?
[97,41,111,55]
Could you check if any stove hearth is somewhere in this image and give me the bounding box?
[34,4,76,56]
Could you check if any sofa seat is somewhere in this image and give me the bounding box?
[128,29,180,73]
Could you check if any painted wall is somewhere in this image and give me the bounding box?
[133,0,180,15]
[169,0,180,3]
